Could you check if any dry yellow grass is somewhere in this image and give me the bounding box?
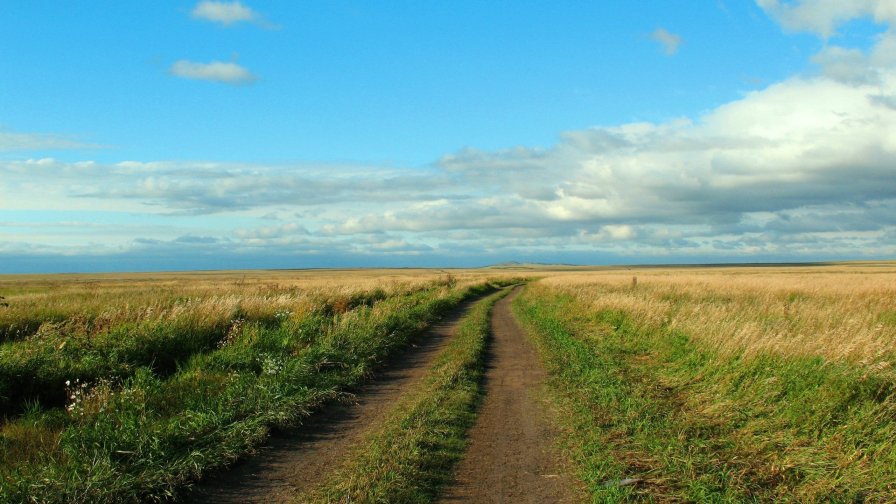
[534,262,896,364]
[0,269,518,340]
[6,263,892,363]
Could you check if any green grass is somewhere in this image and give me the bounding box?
[513,285,896,502]
[0,316,243,415]
[0,281,510,503]
[0,289,392,415]
[304,287,511,503]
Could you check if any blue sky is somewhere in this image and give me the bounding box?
[2,1,895,272]
[2,1,824,165]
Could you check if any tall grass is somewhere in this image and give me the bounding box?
[0,271,516,503]
[0,269,492,342]
[516,266,896,502]
[0,287,396,414]
[538,264,896,364]
[0,269,501,415]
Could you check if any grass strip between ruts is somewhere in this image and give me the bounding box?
[302,287,513,503]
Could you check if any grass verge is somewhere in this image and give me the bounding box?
[513,284,896,502]
[0,281,510,503]
[0,289,392,415]
[302,287,512,503]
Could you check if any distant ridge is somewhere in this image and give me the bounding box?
[481,260,891,271]
[485,261,578,269]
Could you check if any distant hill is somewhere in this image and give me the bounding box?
[485,261,580,269]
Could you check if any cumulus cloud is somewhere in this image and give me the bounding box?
[191,1,259,26]
[812,45,875,83]
[651,28,682,55]
[169,59,257,84]
[5,54,896,262]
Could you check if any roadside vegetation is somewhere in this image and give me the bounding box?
[304,287,510,503]
[0,270,516,503]
[3,264,896,503]
[0,286,392,414]
[515,265,896,502]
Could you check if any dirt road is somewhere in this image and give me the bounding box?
[440,287,583,503]
[185,298,479,503]
[187,289,582,503]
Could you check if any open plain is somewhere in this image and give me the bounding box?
[1,263,895,502]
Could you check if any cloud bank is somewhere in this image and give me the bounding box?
[2,0,895,271]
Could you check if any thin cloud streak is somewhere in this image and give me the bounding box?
[191,1,256,26]
[651,27,682,55]
[0,129,92,152]
[169,59,257,84]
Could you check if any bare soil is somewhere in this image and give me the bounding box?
[184,298,479,503]
[440,287,584,503]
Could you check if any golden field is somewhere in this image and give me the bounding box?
[2,262,895,502]
[0,268,517,341]
[536,262,896,364]
[3,263,893,364]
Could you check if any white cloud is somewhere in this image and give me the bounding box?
[0,129,89,151]
[651,28,682,55]
[169,59,257,84]
[812,45,875,83]
[4,2,896,269]
[756,0,896,37]
[5,53,896,261]
[810,30,896,85]
[191,1,258,26]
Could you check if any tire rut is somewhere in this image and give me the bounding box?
[440,287,584,503]
[184,297,481,504]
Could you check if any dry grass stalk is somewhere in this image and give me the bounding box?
[535,263,896,364]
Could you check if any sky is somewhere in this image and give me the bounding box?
[1,1,895,273]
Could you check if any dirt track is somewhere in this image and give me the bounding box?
[440,287,583,503]
[186,289,582,503]
[185,299,478,503]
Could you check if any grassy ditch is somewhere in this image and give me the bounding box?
[0,281,510,503]
[303,287,512,503]
[514,283,896,502]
